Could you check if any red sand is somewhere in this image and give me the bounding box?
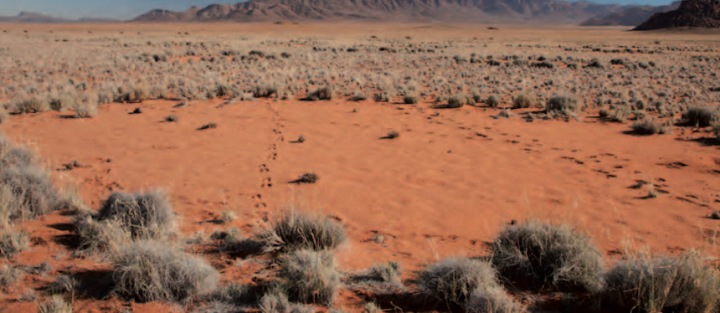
[3,97,720,311]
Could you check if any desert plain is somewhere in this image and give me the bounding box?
[0,22,719,313]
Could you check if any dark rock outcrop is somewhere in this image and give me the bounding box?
[634,0,720,30]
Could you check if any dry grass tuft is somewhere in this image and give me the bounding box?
[277,249,340,305]
[255,210,346,253]
[110,240,219,303]
[602,251,720,313]
[491,220,605,293]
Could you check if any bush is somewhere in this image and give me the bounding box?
[403,95,419,104]
[447,94,473,108]
[0,264,24,290]
[16,97,49,114]
[491,220,605,293]
[37,295,72,313]
[0,226,29,257]
[512,94,537,109]
[603,252,720,313]
[307,87,334,101]
[418,257,498,305]
[111,240,219,302]
[259,289,314,313]
[682,106,719,127]
[253,83,278,98]
[486,95,500,108]
[277,249,340,305]
[0,137,37,169]
[74,102,97,118]
[96,190,176,238]
[73,216,130,253]
[0,167,63,221]
[631,118,667,135]
[610,106,630,123]
[546,96,579,113]
[255,210,346,253]
[465,284,525,313]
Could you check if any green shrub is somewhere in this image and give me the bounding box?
[255,210,346,253]
[602,251,720,313]
[111,240,219,303]
[277,249,340,305]
[491,220,605,293]
[418,257,498,305]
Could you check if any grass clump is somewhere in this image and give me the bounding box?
[111,240,219,303]
[255,210,346,253]
[74,102,97,118]
[277,249,340,305]
[347,261,403,292]
[259,289,314,313]
[512,94,537,109]
[404,94,419,104]
[306,87,334,101]
[0,167,63,221]
[0,226,29,257]
[609,106,630,123]
[602,251,720,313]
[96,189,176,238]
[682,106,719,127]
[417,257,497,305]
[0,264,24,290]
[37,295,72,313]
[252,83,278,98]
[447,94,473,108]
[485,95,500,108]
[631,118,669,135]
[545,96,580,113]
[16,97,49,114]
[465,284,525,313]
[491,220,605,293]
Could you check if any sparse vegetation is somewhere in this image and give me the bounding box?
[512,93,537,109]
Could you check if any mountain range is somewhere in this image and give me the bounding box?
[0,0,701,27]
[130,0,626,24]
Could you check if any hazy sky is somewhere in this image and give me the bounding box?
[0,0,675,20]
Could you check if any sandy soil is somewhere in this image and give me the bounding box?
[1,23,719,312]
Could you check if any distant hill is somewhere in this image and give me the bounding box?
[131,0,625,24]
[634,0,720,29]
[581,2,679,26]
[0,11,70,23]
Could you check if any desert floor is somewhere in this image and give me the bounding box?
[0,23,719,313]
